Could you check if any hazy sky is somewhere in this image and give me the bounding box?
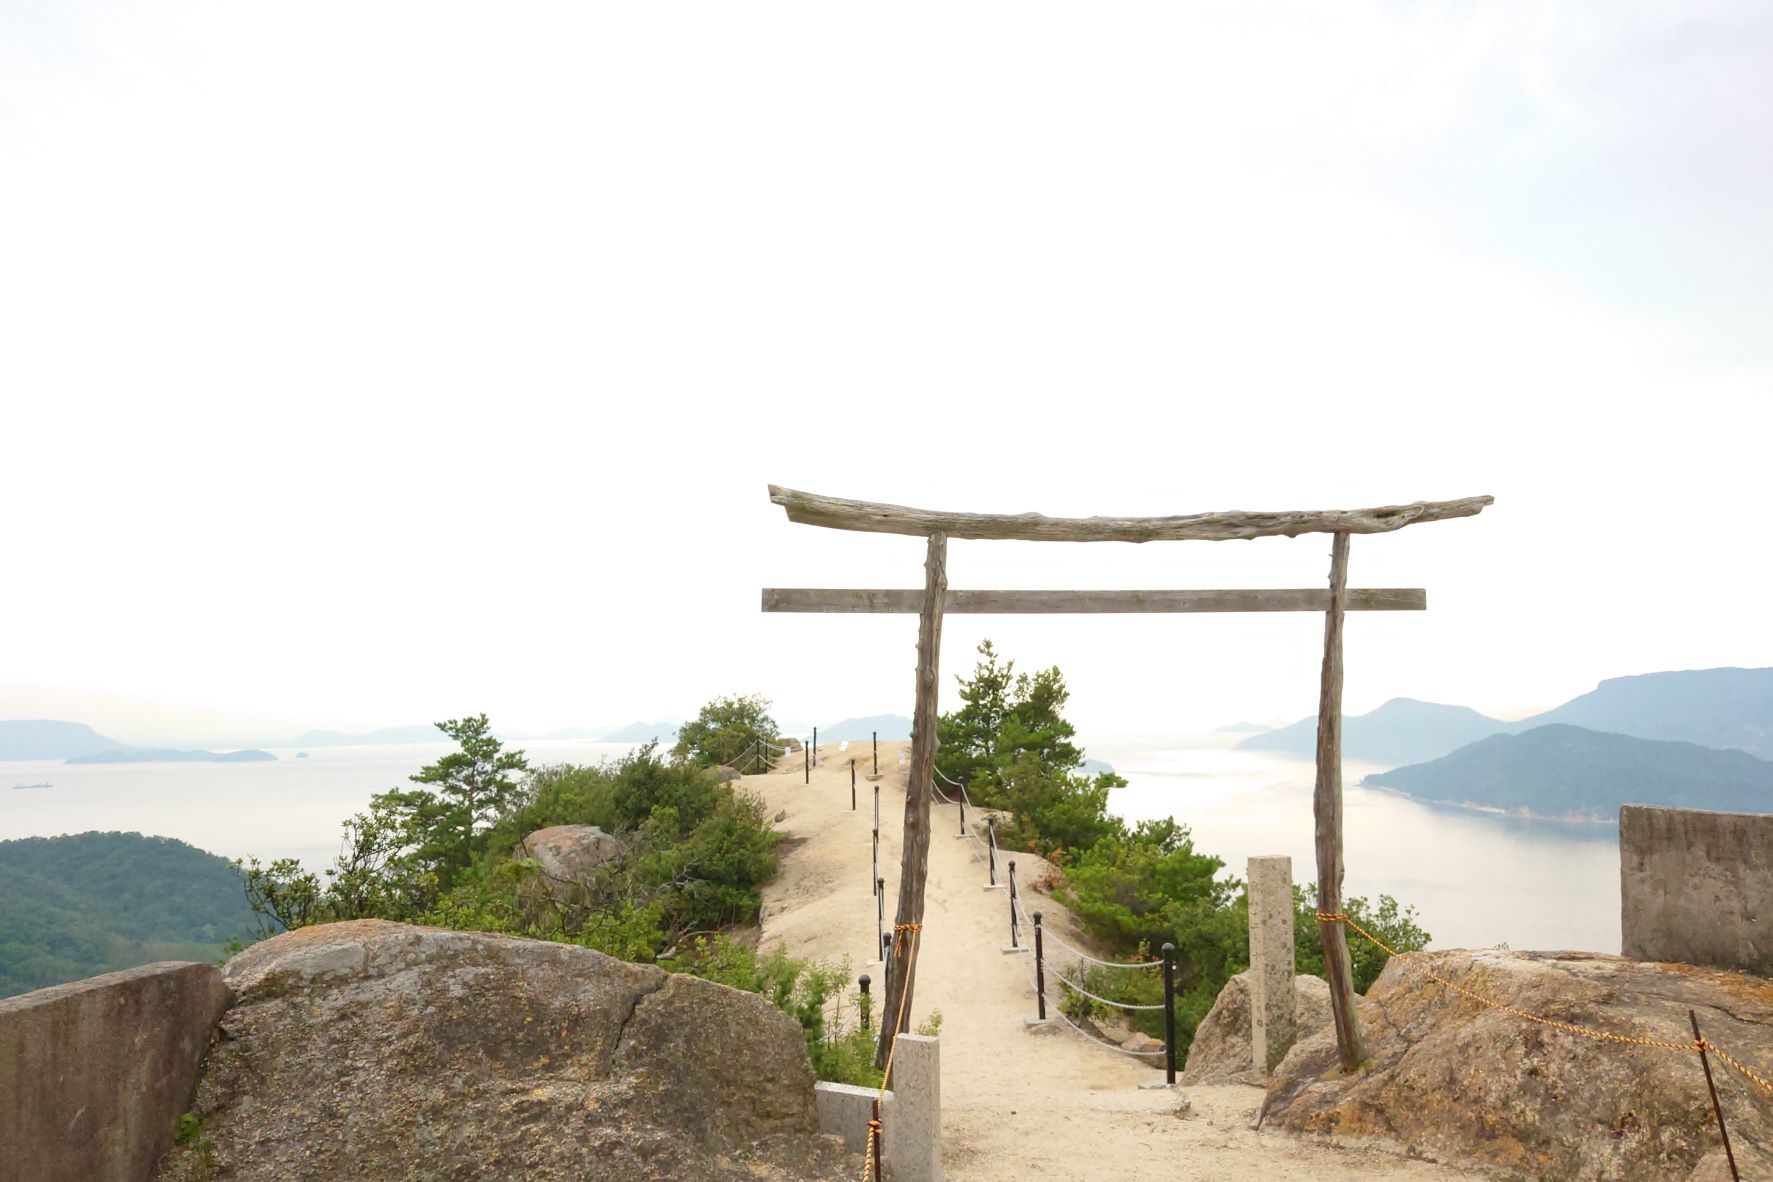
[3,2,1770,746]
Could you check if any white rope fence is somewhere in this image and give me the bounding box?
[926,764,1174,1066]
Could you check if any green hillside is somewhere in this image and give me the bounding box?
[1362,724,1773,821]
[0,832,258,998]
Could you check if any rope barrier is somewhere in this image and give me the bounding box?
[1052,968,1169,1012]
[1320,907,1773,1133]
[1048,1001,1167,1058]
[1318,911,1706,1055]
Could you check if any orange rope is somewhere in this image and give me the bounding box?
[1319,911,1773,1105]
[1316,911,1699,1053]
[861,922,924,1181]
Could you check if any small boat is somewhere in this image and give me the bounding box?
[11,782,53,790]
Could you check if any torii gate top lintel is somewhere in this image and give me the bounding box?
[769,484,1492,543]
[763,482,1493,1075]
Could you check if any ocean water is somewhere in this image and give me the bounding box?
[0,740,646,870]
[1086,735,1621,955]
[1,734,1618,954]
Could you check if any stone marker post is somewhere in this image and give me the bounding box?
[1248,855,1297,1076]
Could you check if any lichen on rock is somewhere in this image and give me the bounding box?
[1262,949,1773,1181]
[154,920,847,1181]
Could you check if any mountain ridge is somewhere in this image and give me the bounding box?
[1362,724,1773,821]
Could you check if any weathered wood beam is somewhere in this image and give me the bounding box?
[763,588,1426,614]
[877,530,947,1069]
[769,484,1492,543]
[1314,532,1367,1071]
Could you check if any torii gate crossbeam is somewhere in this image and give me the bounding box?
[761,485,1492,1074]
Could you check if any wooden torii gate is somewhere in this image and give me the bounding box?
[761,484,1492,1072]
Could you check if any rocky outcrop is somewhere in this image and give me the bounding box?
[1180,970,1331,1085]
[1263,950,1773,1181]
[715,765,742,783]
[154,920,846,1182]
[518,824,624,906]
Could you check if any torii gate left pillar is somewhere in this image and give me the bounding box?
[761,485,1491,1073]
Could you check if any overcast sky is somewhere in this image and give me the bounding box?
[2,2,1769,746]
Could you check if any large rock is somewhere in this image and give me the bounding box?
[518,824,624,906]
[1264,950,1773,1181]
[154,920,846,1182]
[1180,970,1331,1085]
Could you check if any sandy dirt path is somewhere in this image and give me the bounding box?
[749,741,1482,1182]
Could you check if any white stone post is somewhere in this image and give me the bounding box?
[1247,855,1297,1076]
[886,1034,941,1182]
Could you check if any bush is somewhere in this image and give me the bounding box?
[1292,886,1430,993]
[673,694,781,769]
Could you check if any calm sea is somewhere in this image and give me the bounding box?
[0,740,647,871]
[0,734,1619,954]
[1088,734,1620,955]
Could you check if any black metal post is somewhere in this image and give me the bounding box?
[804,740,809,784]
[1008,860,1020,948]
[859,973,872,1031]
[876,875,886,956]
[881,931,892,978]
[1161,942,1177,1085]
[871,826,878,898]
[851,758,857,809]
[1033,912,1048,1020]
[1692,1010,1740,1180]
[873,731,878,776]
[813,726,818,766]
[873,784,880,830]
[987,815,998,886]
[959,793,966,834]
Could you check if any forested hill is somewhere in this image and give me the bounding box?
[0,832,257,998]
[1515,667,1773,759]
[1362,725,1773,821]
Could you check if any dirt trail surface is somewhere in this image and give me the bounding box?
[749,741,1484,1182]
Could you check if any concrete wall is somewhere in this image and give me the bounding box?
[815,1034,941,1182]
[1621,805,1773,976]
[0,962,231,1182]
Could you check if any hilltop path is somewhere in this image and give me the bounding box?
[746,741,1481,1182]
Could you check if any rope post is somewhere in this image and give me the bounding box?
[873,783,880,831]
[1033,911,1048,1020]
[813,726,818,767]
[871,826,879,900]
[873,730,878,776]
[959,792,966,835]
[1008,860,1020,948]
[851,758,857,809]
[881,930,892,978]
[859,973,872,1031]
[987,815,998,886]
[1161,942,1178,1086]
[877,876,886,963]
[1691,1010,1740,1181]
[804,739,809,784]
[869,1097,883,1182]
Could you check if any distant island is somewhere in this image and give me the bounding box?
[67,747,276,765]
[0,719,129,762]
[1362,724,1773,821]
[1238,698,1507,766]
[1213,721,1273,736]
[1240,667,1773,766]
[0,831,257,998]
[815,714,912,742]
